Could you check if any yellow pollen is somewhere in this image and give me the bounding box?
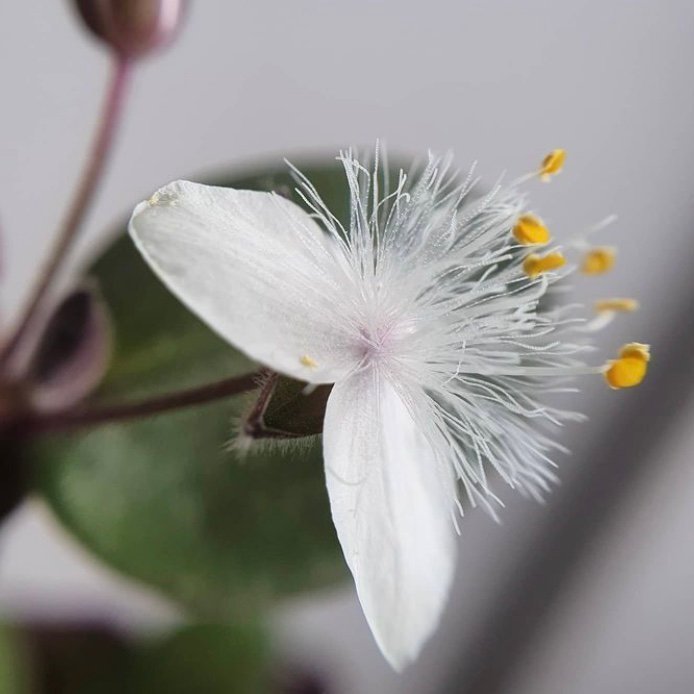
[523,251,566,278]
[539,149,566,181]
[581,247,616,275]
[300,354,318,368]
[619,342,650,361]
[595,298,639,313]
[513,214,551,245]
[604,342,650,389]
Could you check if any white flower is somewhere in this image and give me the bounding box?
[128,148,648,669]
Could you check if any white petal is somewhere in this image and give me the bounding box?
[129,180,355,383]
[323,368,457,669]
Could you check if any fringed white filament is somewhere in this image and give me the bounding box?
[291,148,596,514]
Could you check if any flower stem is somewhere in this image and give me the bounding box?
[0,56,133,368]
[18,371,260,436]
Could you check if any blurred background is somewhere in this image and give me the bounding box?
[1,1,694,692]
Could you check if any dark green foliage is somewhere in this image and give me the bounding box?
[0,622,268,694]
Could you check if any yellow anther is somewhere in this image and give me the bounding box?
[619,342,650,361]
[523,251,566,278]
[603,342,650,389]
[513,214,551,245]
[300,354,318,368]
[595,298,639,313]
[539,149,566,181]
[581,246,616,275]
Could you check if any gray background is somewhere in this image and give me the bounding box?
[1,2,694,692]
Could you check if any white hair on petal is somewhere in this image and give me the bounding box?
[290,147,604,513]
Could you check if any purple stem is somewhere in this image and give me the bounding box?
[18,371,260,436]
[0,57,133,367]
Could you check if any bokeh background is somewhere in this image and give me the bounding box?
[1,2,694,692]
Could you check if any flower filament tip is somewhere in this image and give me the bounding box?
[540,149,566,181]
[595,298,639,313]
[513,213,551,245]
[523,251,566,278]
[604,342,650,389]
[581,247,616,275]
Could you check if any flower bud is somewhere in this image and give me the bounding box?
[73,0,186,59]
[26,285,111,412]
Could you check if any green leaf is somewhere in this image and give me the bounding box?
[1,622,268,694]
[0,626,30,694]
[129,623,268,694]
[30,161,359,616]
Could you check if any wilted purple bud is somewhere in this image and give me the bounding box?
[26,285,111,412]
[73,0,186,59]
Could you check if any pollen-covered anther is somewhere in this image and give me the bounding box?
[595,298,639,313]
[603,342,650,389]
[522,251,566,278]
[300,354,318,368]
[539,149,566,182]
[581,247,616,275]
[513,213,551,245]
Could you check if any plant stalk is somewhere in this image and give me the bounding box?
[0,56,133,368]
[17,371,260,436]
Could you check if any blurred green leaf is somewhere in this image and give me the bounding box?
[30,162,357,616]
[130,623,268,694]
[22,624,129,694]
[3,622,268,694]
[0,626,31,694]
